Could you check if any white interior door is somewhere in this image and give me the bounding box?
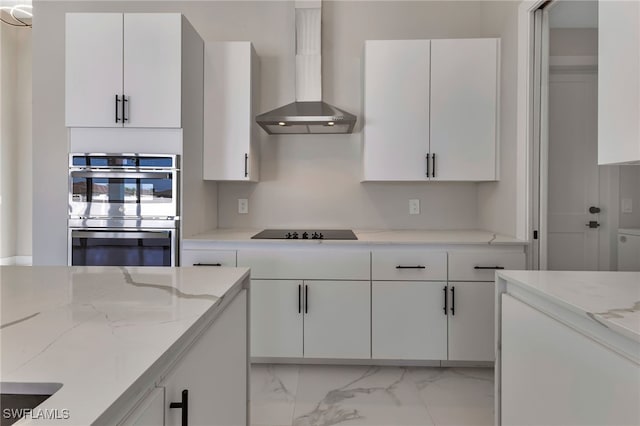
[547,72,600,270]
[65,13,123,127]
[123,13,182,128]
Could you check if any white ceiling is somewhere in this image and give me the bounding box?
[549,0,598,29]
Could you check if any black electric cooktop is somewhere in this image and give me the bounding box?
[251,229,358,240]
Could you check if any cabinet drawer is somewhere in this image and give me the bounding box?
[237,249,370,280]
[181,249,236,267]
[372,250,447,281]
[449,251,525,281]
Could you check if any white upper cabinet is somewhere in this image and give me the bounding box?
[66,13,183,128]
[203,42,260,181]
[430,38,499,181]
[362,40,431,181]
[362,38,499,181]
[598,1,640,165]
[123,14,182,128]
[66,14,123,128]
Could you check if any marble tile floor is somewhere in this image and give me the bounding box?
[250,364,494,426]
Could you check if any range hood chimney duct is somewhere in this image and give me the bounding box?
[255,0,357,135]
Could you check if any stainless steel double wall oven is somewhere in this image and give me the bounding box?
[68,153,179,266]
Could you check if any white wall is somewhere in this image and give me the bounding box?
[477,0,520,237]
[1,24,32,259]
[32,1,520,264]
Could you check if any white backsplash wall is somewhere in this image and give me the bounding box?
[218,137,478,229]
[218,0,487,230]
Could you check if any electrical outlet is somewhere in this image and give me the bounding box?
[622,198,633,214]
[409,199,420,215]
[238,198,249,214]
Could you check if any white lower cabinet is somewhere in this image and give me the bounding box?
[162,290,247,426]
[447,282,495,361]
[303,281,371,359]
[250,280,370,359]
[372,281,447,360]
[251,280,303,358]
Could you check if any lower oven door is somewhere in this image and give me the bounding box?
[69,229,176,267]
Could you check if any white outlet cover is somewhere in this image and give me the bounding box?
[621,198,633,214]
[409,199,420,215]
[238,198,249,214]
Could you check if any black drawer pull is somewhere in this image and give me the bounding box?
[193,263,222,267]
[305,285,309,314]
[474,266,505,270]
[169,389,188,426]
[396,265,426,269]
[298,284,302,314]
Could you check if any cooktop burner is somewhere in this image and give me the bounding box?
[251,229,357,240]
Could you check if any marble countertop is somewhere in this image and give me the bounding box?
[184,228,527,246]
[497,270,640,344]
[0,266,249,425]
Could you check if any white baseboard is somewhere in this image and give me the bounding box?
[0,256,33,266]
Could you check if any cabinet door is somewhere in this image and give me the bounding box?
[163,290,247,426]
[65,13,123,127]
[123,14,182,128]
[430,39,499,181]
[372,281,447,360]
[448,282,494,361]
[303,281,370,359]
[251,280,303,358]
[598,1,640,164]
[362,40,431,181]
[204,42,257,181]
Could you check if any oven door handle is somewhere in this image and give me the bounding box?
[71,231,171,239]
[70,171,172,179]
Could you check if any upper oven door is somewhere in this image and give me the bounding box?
[69,154,179,218]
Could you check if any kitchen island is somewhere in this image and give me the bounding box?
[495,270,640,426]
[0,266,250,425]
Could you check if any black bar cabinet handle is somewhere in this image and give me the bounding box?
[193,263,222,267]
[426,153,430,177]
[122,95,129,122]
[396,265,426,269]
[244,153,248,177]
[443,286,447,315]
[169,389,188,426]
[305,285,308,314]
[298,284,301,314]
[432,153,436,178]
[474,266,505,270]
[115,95,121,123]
[450,286,455,316]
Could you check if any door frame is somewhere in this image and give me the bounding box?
[519,0,618,271]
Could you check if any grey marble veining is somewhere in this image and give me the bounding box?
[0,311,40,329]
[251,365,493,426]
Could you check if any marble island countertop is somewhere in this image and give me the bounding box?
[0,266,249,425]
[496,270,640,344]
[184,228,527,246]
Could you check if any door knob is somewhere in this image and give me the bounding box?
[589,206,601,214]
[586,221,600,229]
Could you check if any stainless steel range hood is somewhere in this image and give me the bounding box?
[256,0,357,135]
